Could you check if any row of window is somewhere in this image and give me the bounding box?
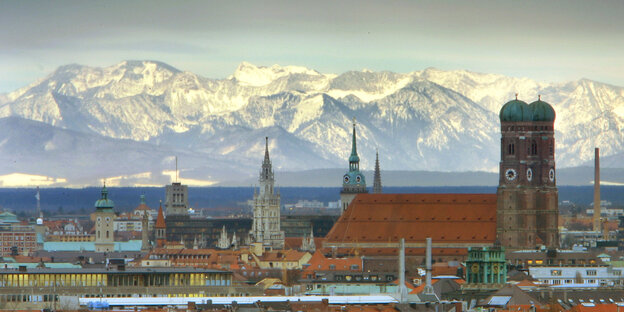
[334,274,394,282]
[550,269,621,276]
[506,141,554,156]
[541,279,623,285]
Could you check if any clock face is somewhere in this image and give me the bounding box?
[344,175,350,183]
[356,175,361,183]
[526,168,533,181]
[549,168,555,182]
[505,168,517,181]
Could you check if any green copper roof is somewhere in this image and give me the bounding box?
[499,99,531,122]
[500,96,555,122]
[343,119,366,187]
[529,99,556,121]
[94,185,114,210]
[349,121,360,163]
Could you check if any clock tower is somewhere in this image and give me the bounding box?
[497,95,558,249]
[341,119,368,212]
[94,184,116,253]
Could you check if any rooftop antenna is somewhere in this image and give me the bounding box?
[175,156,178,183]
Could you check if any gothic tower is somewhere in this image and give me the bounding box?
[155,201,167,248]
[373,149,382,194]
[94,184,115,252]
[341,119,368,212]
[250,137,285,249]
[497,95,558,249]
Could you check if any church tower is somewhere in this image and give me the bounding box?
[94,184,115,252]
[497,95,558,249]
[341,119,368,212]
[155,201,167,248]
[372,149,382,194]
[250,137,285,249]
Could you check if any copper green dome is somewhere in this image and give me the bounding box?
[499,99,531,122]
[94,185,114,210]
[529,99,556,122]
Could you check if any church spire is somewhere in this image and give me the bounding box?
[260,137,274,183]
[264,136,270,163]
[373,149,382,194]
[349,118,360,171]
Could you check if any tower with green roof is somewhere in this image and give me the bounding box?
[94,184,116,252]
[497,95,558,249]
[340,119,368,212]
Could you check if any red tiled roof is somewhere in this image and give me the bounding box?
[323,193,496,255]
[302,250,362,275]
[135,203,151,211]
[258,250,307,262]
[155,204,166,228]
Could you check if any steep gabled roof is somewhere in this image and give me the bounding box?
[323,193,497,255]
[155,203,166,229]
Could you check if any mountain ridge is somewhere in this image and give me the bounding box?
[1,60,624,187]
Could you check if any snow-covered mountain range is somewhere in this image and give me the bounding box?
[1,60,623,187]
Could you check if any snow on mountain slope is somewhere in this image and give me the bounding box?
[2,60,624,186]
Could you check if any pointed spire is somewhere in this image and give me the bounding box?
[231,231,238,249]
[155,201,166,229]
[259,137,274,183]
[373,149,382,194]
[101,183,108,200]
[217,225,230,249]
[264,136,270,163]
[350,117,359,160]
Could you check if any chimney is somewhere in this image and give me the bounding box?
[594,148,601,233]
[423,237,434,295]
[398,238,407,303]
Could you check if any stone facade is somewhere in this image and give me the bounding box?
[165,182,189,216]
[250,137,285,249]
[94,186,115,253]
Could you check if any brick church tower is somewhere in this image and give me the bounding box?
[497,95,559,249]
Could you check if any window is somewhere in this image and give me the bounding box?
[553,280,561,285]
[329,264,336,270]
[551,270,562,276]
[613,270,621,276]
[531,140,538,155]
[350,264,359,270]
[586,270,597,276]
[565,279,572,284]
[508,143,515,155]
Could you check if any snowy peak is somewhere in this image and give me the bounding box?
[3,60,624,186]
[231,61,321,87]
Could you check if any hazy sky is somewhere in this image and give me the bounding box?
[1,0,623,93]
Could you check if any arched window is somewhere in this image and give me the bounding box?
[508,143,515,155]
[97,231,100,239]
[531,140,537,155]
[106,231,109,239]
[549,140,554,156]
